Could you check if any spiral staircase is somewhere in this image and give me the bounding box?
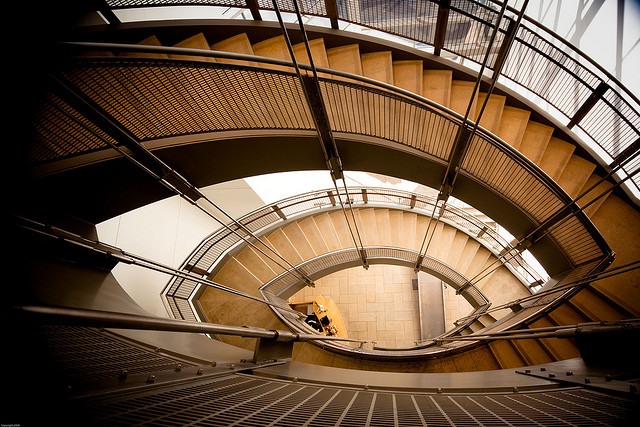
[8,0,640,425]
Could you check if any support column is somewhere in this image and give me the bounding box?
[417,272,446,340]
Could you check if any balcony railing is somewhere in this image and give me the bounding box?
[97,0,640,201]
[161,186,545,322]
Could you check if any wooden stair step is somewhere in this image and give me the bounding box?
[539,137,575,181]
[422,69,452,108]
[266,228,304,266]
[413,214,430,253]
[463,246,492,279]
[235,246,277,284]
[170,33,215,62]
[401,211,418,250]
[361,51,394,84]
[528,317,581,360]
[293,38,330,68]
[454,239,481,276]
[358,208,380,246]
[375,209,392,246]
[388,210,404,247]
[297,216,330,255]
[579,173,614,217]
[557,155,597,198]
[328,210,355,249]
[445,230,469,267]
[313,212,342,251]
[519,121,554,164]
[210,256,262,296]
[568,287,628,322]
[511,338,554,365]
[326,43,363,75]
[496,106,531,150]
[211,33,257,66]
[120,35,167,58]
[392,60,423,94]
[425,222,445,258]
[475,93,506,134]
[431,223,456,261]
[283,222,317,260]
[488,340,525,368]
[449,80,478,117]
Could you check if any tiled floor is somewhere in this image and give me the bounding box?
[290,264,474,348]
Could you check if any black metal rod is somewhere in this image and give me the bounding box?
[14,304,365,343]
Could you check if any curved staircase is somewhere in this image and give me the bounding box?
[31,23,640,372]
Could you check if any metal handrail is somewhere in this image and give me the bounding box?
[162,186,547,320]
[98,0,640,199]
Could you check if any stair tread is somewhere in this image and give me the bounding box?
[557,155,597,198]
[170,32,215,62]
[293,38,330,68]
[211,33,257,66]
[475,93,506,134]
[449,80,478,117]
[422,69,452,108]
[326,43,363,75]
[283,222,317,260]
[392,60,423,94]
[496,106,530,150]
[361,51,394,84]
[539,137,576,181]
[519,121,554,164]
[298,216,330,255]
[120,35,167,58]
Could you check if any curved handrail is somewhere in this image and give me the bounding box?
[98,0,640,199]
[161,186,546,320]
[39,41,611,325]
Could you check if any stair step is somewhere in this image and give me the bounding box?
[328,210,355,249]
[293,38,330,68]
[361,51,394,84]
[211,256,262,296]
[496,106,531,150]
[392,60,423,94]
[313,213,342,252]
[375,209,392,246]
[464,246,492,279]
[401,212,418,250]
[557,155,597,198]
[449,80,478,117]
[283,222,317,260]
[413,214,430,253]
[327,43,363,75]
[170,33,215,62]
[235,246,277,284]
[511,339,554,365]
[251,238,287,276]
[569,287,628,321]
[539,137,575,181]
[579,173,613,217]
[488,340,525,368]
[266,228,304,266]
[422,70,452,108]
[211,33,257,66]
[358,208,380,246]
[519,121,554,164]
[297,216,330,255]
[425,222,445,259]
[120,35,167,58]
[547,303,589,326]
[252,35,289,60]
[528,317,581,360]
[454,239,481,276]
[388,210,404,247]
[475,93,506,134]
[432,223,456,261]
[445,230,469,267]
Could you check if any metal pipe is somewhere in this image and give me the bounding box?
[14,305,365,343]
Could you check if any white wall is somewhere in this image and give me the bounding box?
[96,179,265,317]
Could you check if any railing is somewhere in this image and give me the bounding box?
[35,45,612,321]
[98,0,640,201]
[162,186,544,321]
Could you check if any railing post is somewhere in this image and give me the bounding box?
[433,0,451,56]
[246,0,262,20]
[325,0,339,29]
